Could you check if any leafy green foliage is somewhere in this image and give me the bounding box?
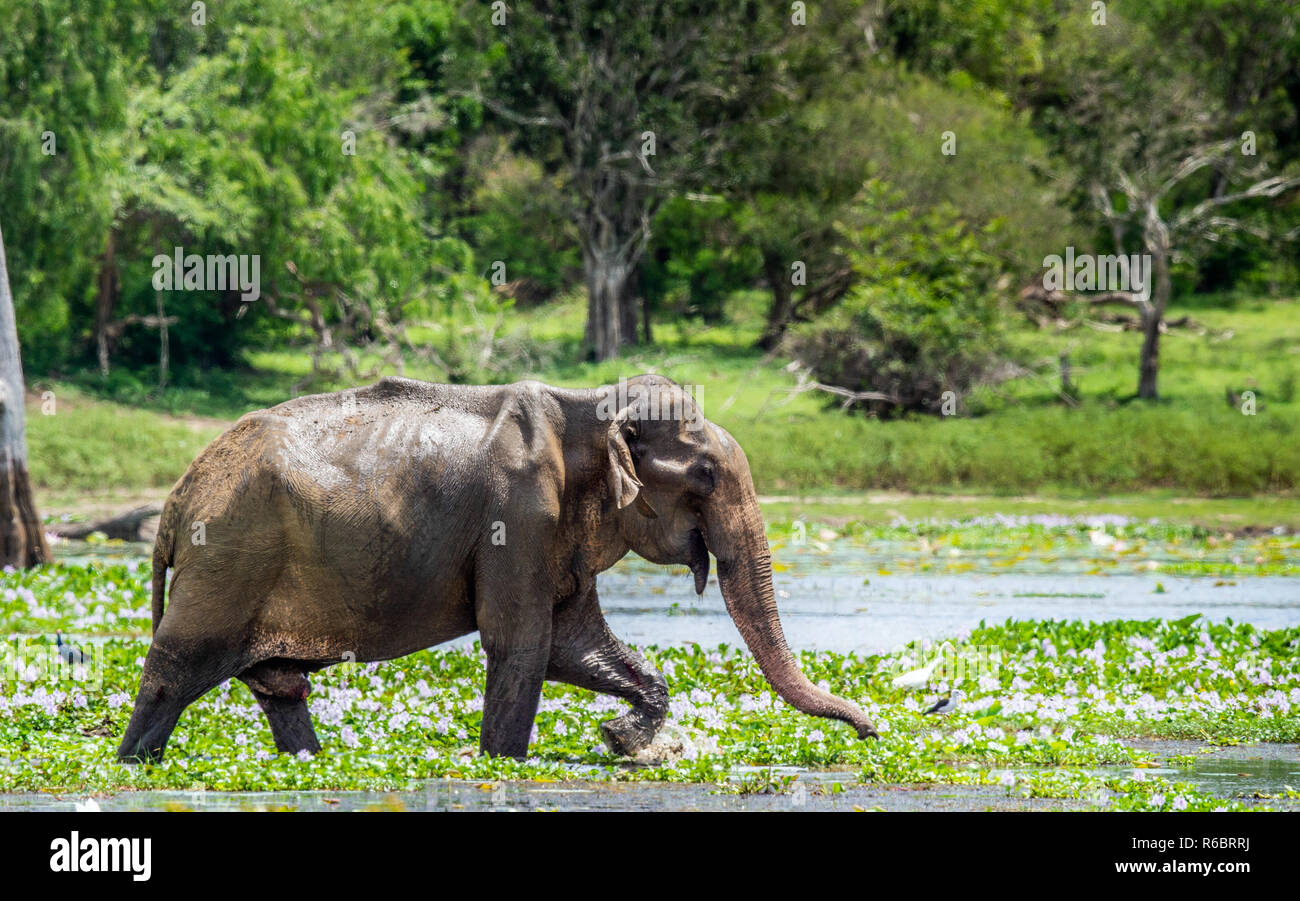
[1,0,484,379]
[786,181,1005,416]
[641,196,758,324]
[3,0,1299,493]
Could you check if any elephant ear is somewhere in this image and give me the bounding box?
[606,413,658,518]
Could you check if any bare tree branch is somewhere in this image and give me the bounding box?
[1172,174,1300,232]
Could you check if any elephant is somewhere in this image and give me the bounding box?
[117,373,877,762]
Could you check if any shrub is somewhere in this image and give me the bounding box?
[785,181,1005,417]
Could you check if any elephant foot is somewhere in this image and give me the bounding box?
[117,743,166,765]
[252,692,321,755]
[600,713,659,757]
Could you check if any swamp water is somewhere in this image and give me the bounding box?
[6,742,1300,812]
[57,535,1300,655]
[28,534,1300,811]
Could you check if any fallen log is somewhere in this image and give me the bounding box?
[1017,286,1207,333]
[50,505,161,542]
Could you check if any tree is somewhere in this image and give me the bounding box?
[0,0,145,373]
[0,219,51,568]
[1091,141,1300,399]
[737,63,1067,351]
[0,0,483,382]
[731,81,868,351]
[1043,13,1300,399]
[452,1,795,360]
[873,0,1054,96]
[1135,0,1300,201]
[785,180,1005,418]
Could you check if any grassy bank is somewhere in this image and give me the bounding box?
[26,295,1300,500]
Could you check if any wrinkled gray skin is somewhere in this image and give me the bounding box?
[117,374,876,762]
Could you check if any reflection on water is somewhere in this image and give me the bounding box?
[600,539,1300,653]
[1185,753,1300,796]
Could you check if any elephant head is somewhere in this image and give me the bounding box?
[600,375,877,740]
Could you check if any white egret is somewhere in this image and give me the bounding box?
[890,642,954,690]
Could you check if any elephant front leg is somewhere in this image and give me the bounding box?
[547,586,668,757]
[480,642,550,759]
[475,564,553,759]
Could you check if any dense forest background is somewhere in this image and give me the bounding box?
[3,0,1299,498]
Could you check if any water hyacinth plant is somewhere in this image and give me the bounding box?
[761,515,1299,577]
[1,559,1296,810]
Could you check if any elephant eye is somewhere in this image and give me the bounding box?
[689,461,716,496]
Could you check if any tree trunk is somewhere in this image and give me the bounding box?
[95,228,120,377]
[640,277,653,345]
[576,176,652,361]
[757,250,794,351]
[0,219,51,568]
[1136,247,1172,400]
[583,248,638,362]
[1137,310,1161,400]
[156,290,169,389]
[1137,250,1171,400]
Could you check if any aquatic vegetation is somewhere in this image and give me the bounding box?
[1,562,1296,810]
[764,516,1299,577]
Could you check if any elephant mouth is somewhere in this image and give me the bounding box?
[686,529,710,595]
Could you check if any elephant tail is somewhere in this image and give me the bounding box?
[151,497,179,635]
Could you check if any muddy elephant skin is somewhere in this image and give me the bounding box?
[117,374,877,762]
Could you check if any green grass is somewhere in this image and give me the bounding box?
[26,384,224,495]
[25,293,1300,500]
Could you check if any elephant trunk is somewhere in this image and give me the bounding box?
[706,488,877,740]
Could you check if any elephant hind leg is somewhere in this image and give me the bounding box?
[239,660,321,755]
[117,637,245,764]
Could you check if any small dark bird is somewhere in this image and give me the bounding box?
[56,634,85,666]
[924,694,959,715]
